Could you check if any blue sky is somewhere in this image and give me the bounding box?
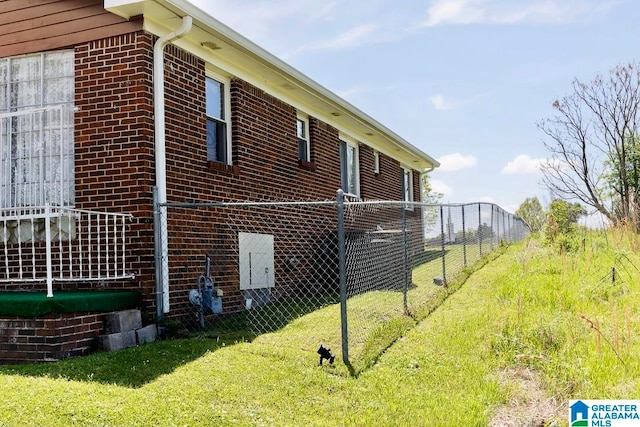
[189,0,638,214]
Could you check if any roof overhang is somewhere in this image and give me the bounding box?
[105,0,440,171]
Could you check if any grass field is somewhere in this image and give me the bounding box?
[1,230,639,426]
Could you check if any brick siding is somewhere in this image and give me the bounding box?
[2,29,424,324]
[0,313,103,363]
[74,32,156,307]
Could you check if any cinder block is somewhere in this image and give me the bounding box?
[136,324,157,345]
[104,309,142,334]
[98,330,137,351]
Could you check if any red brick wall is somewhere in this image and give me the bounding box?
[75,32,155,213]
[1,31,423,321]
[0,313,103,363]
[157,56,423,317]
[74,31,156,307]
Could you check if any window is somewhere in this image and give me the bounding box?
[296,116,310,162]
[0,51,75,209]
[373,151,380,174]
[206,75,231,164]
[340,139,359,196]
[403,168,414,209]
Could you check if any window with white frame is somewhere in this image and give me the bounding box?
[403,168,414,209]
[340,138,359,196]
[206,75,231,164]
[373,151,380,174]
[296,115,310,162]
[0,51,75,209]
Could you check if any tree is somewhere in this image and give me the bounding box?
[515,197,545,232]
[603,133,640,223]
[421,173,443,232]
[547,199,586,234]
[477,223,494,241]
[544,199,586,251]
[537,62,640,228]
[421,173,443,205]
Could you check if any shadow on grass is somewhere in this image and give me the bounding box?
[413,248,447,266]
[0,245,507,385]
[185,292,341,338]
[0,294,339,388]
[0,337,241,388]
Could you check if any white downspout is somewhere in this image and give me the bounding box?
[154,16,193,314]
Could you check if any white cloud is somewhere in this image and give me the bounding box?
[501,154,545,175]
[477,196,497,204]
[191,0,417,57]
[437,153,477,171]
[418,0,616,27]
[430,179,454,197]
[189,0,343,55]
[430,94,453,110]
[502,203,519,214]
[296,23,381,52]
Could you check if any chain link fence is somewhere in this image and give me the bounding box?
[156,192,530,369]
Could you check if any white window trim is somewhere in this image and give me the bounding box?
[373,150,380,174]
[206,71,232,165]
[296,114,310,162]
[340,135,360,198]
[1,51,75,209]
[403,167,414,210]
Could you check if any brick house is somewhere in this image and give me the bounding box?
[0,0,438,359]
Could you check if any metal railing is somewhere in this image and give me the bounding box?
[0,206,135,297]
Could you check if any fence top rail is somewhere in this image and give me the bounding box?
[160,199,525,219]
[162,201,337,209]
[343,200,516,210]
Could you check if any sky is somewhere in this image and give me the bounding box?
[189,0,639,215]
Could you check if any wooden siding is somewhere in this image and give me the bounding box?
[0,0,142,58]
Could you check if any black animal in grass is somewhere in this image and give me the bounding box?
[317,344,335,366]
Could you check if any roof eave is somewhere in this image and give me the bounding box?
[105,0,440,171]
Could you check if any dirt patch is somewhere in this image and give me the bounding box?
[489,367,564,427]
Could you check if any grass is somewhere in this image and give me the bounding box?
[1,230,640,425]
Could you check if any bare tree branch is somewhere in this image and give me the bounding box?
[537,62,640,227]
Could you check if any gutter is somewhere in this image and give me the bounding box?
[153,15,193,317]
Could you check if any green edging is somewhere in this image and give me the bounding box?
[0,290,141,317]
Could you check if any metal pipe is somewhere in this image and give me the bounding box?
[440,205,446,283]
[153,15,193,313]
[45,204,53,297]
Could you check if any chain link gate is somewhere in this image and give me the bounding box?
[156,192,530,369]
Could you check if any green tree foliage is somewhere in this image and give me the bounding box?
[515,197,545,232]
[544,199,586,252]
[421,173,442,205]
[604,133,640,223]
[421,173,443,230]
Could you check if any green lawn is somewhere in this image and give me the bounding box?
[1,230,639,426]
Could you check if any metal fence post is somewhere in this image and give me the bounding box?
[491,205,496,249]
[440,205,446,283]
[402,202,408,314]
[461,205,467,267]
[337,189,349,364]
[477,203,482,257]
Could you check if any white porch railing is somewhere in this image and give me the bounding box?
[0,206,135,297]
